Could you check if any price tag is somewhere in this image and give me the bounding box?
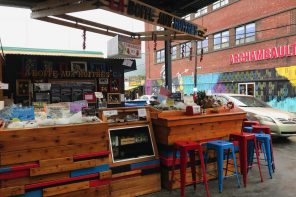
[0,82,8,90]
[95,92,104,99]
[121,94,125,102]
[103,110,118,117]
[138,108,147,117]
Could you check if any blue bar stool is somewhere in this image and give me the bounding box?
[252,133,273,179]
[243,126,253,133]
[207,140,240,193]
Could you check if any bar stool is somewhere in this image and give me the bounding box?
[171,141,210,197]
[207,140,240,193]
[242,120,260,128]
[228,133,263,187]
[243,126,253,133]
[252,134,273,178]
[252,125,275,172]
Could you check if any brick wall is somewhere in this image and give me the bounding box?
[145,0,296,80]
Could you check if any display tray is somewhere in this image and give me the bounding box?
[109,125,155,163]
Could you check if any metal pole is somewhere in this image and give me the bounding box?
[194,46,198,89]
[164,40,172,92]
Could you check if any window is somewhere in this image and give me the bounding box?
[182,14,191,21]
[156,49,165,63]
[214,30,229,50]
[180,42,192,58]
[197,37,208,54]
[213,0,229,10]
[195,6,208,18]
[171,46,177,60]
[236,23,256,45]
[238,83,255,96]
[155,26,164,31]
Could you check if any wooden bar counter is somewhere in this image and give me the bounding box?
[0,123,111,197]
[151,108,246,145]
[151,108,246,189]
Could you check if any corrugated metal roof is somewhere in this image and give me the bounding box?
[2,46,104,58]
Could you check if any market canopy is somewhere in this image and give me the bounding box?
[0,0,217,41]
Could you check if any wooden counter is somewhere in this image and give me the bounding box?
[0,123,111,197]
[152,108,246,145]
[151,108,246,189]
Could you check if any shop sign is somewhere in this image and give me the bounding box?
[108,35,141,58]
[26,70,110,78]
[103,0,205,38]
[230,43,296,64]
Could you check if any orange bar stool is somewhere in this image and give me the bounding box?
[252,125,275,172]
[171,141,210,197]
[228,133,263,187]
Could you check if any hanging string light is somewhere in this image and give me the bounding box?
[181,44,185,58]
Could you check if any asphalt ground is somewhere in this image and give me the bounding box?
[143,136,296,197]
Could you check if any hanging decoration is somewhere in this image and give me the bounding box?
[181,45,185,58]
[189,47,193,61]
[82,28,86,50]
[153,33,157,51]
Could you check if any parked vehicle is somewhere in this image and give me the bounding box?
[134,95,158,104]
[211,93,296,137]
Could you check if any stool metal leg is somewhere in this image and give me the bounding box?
[180,148,188,197]
[217,148,224,193]
[189,150,197,191]
[231,145,241,188]
[254,138,263,182]
[262,139,273,179]
[198,146,210,197]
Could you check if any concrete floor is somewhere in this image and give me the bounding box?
[143,136,296,197]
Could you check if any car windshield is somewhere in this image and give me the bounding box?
[231,96,270,107]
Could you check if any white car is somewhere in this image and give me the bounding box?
[212,93,296,137]
[134,95,158,104]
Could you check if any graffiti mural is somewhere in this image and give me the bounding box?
[147,65,296,112]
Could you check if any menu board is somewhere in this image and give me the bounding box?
[109,125,155,163]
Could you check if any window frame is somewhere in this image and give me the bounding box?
[171,45,177,60]
[196,37,208,54]
[235,23,256,45]
[213,0,229,10]
[195,6,208,18]
[155,49,165,64]
[214,30,229,50]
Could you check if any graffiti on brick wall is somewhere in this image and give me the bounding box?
[146,65,296,112]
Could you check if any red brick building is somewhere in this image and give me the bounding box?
[145,0,296,112]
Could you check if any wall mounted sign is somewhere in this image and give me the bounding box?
[108,35,141,58]
[103,0,206,39]
[26,70,110,78]
[230,43,296,64]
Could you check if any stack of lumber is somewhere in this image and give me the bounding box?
[0,123,111,197]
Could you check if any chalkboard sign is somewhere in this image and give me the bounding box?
[109,125,155,163]
[170,92,182,102]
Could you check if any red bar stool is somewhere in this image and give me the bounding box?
[171,141,210,197]
[252,125,275,172]
[227,133,263,187]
